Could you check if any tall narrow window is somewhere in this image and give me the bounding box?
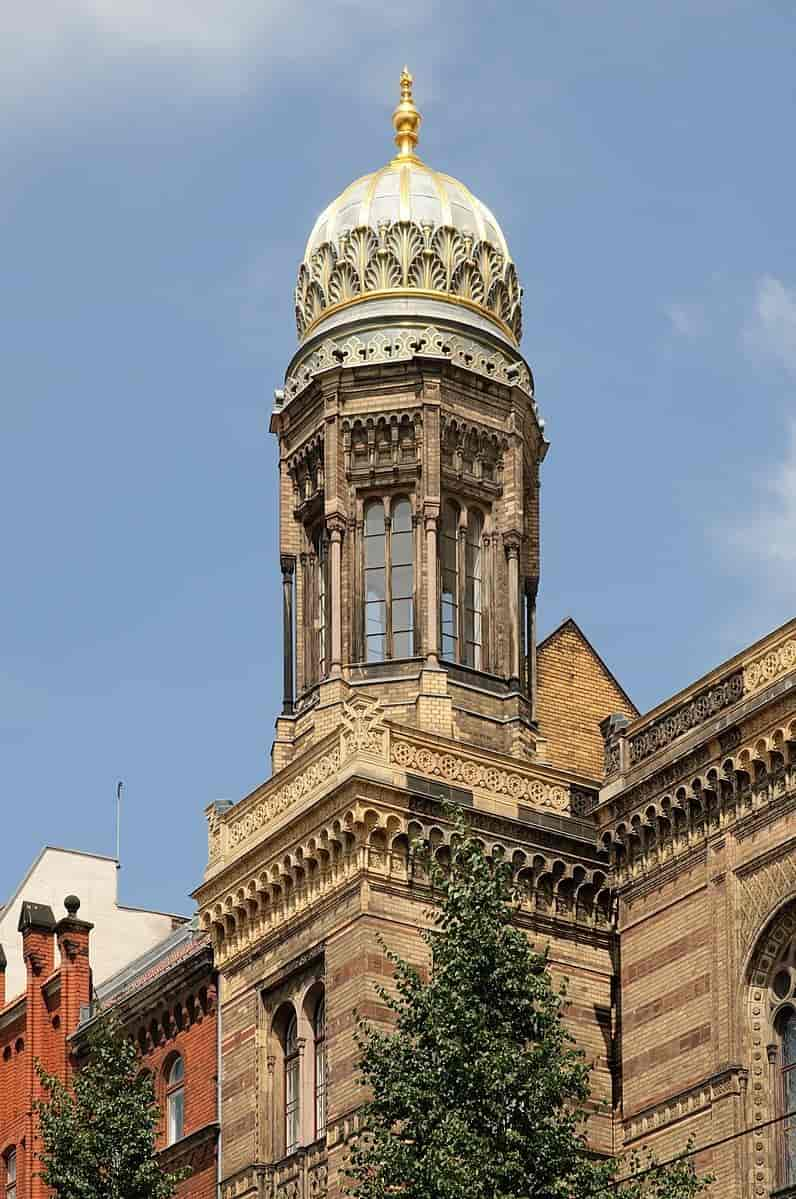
[313,528,328,679]
[5,1150,16,1199]
[166,1056,185,1145]
[390,498,414,658]
[285,1012,300,1155]
[314,995,326,1139]
[781,1007,796,1185]
[464,510,483,668]
[364,501,386,662]
[440,500,459,660]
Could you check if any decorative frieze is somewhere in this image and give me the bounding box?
[283,325,535,406]
[391,739,569,812]
[745,635,796,694]
[628,671,743,766]
[227,747,341,851]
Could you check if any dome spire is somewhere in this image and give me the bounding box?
[392,66,422,160]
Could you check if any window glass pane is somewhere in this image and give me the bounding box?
[441,534,457,573]
[169,1056,184,1086]
[366,601,386,633]
[391,530,412,566]
[365,568,386,602]
[365,535,385,568]
[391,563,413,599]
[393,631,413,658]
[7,1152,16,1183]
[365,501,385,535]
[392,498,412,534]
[168,1087,184,1144]
[367,634,386,663]
[442,633,457,658]
[392,598,413,633]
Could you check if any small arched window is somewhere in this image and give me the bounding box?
[439,500,459,660]
[779,1006,796,1185]
[285,1012,300,1155]
[363,497,414,663]
[166,1056,185,1146]
[314,995,326,1139]
[5,1150,16,1199]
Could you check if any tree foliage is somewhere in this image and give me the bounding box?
[347,808,712,1199]
[35,1010,188,1199]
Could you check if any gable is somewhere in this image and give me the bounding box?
[536,618,637,781]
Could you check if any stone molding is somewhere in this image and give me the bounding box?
[283,325,535,406]
[627,671,743,767]
[391,739,568,812]
[624,1066,747,1143]
[210,700,576,866]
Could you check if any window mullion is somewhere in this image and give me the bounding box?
[385,510,393,658]
[457,511,466,665]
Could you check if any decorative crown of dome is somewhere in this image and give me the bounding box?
[294,70,522,347]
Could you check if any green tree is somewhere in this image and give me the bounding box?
[347,809,711,1199]
[35,1010,188,1199]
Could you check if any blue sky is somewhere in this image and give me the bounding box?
[2,1,794,916]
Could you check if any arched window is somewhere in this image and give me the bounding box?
[440,500,459,660]
[166,1056,185,1145]
[285,1012,300,1155]
[363,497,414,663]
[779,1006,796,1185]
[314,995,326,1139]
[464,509,483,669]
[5,1150,16,1199]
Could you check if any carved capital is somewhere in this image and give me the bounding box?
[326,514,346,541]
[503,530,522,559]
[280,555,296,578]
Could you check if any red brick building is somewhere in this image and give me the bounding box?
[0,896,218,1198]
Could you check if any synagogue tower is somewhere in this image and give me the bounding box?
[196,72,634,1199]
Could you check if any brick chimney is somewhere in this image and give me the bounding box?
[56,895,94,1066]
[18,901,56,1199]
[0,943,6,1009]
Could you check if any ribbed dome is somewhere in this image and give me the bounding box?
[304,161,510,264]
[294,70,522,348]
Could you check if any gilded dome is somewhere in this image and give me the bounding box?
[294,70,523,348]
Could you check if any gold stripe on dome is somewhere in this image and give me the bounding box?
[300,287,518,345]
[433,169,453,227]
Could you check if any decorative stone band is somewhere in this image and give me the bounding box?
[745,634,796,694]
[391,739,570,812]
[628,671,743,766]
[295,220,522,342]
[283,324,536,409]
[207,697,572,863]
[624,1067,746,1145]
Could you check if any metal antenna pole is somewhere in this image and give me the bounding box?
[116,781,124,870]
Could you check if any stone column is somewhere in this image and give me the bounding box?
[280,556,295,715]
[328,517,345,676]
[504,533,521,689]
[424,507,440,666]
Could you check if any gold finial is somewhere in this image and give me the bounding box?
[392,66,422,160]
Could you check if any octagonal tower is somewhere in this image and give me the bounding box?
[271,69,547,769]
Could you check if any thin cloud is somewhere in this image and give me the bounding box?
[665,300,707,338]
[744,275,796,374]
[0,2,439,115]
